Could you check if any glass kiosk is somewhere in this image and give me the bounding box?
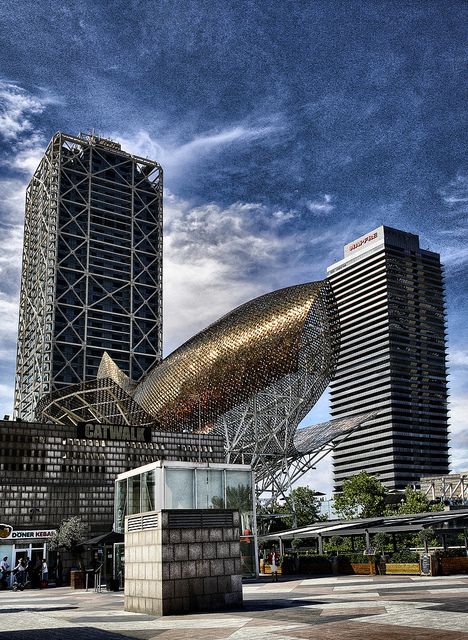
[114,461,257,578]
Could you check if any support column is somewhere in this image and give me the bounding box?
[365,529,371,551]
[318,534,323,555]
[279,538,284,557]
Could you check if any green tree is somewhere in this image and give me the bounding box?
[48,516,87,569]
[334,472,387,519]
[256,500,289,533]
[291,537,303,550]
[329,535,344,554]
[280,486,323,528]
[390,487,444,515]
[211,484,252,511]
[418,527,436,552]
[372,532,391,553]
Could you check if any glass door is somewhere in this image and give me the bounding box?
[29,548,44,588]
[113,542,125,588]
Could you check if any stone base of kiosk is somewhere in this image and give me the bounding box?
[124,509,243,616]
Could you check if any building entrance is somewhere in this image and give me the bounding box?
[14,543,46,565]
[13,544,47,588]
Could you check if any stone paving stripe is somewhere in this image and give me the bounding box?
[333,580,461,591]
[353,601,468,633]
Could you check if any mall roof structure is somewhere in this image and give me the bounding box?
[36,280,375,500]
[260,508,468,553]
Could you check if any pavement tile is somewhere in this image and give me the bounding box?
[157,631,233,639]
[1,575,468,639]
[284,621,468,639]
[319,607,386,616]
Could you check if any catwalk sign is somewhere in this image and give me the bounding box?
[77,422,151,443]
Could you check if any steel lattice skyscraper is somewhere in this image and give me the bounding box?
[14,132,163,421]
[328,226,449,490]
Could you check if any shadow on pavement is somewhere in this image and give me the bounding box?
[0,607,78,614]
[237,598,325,612]
[0,629,141,640]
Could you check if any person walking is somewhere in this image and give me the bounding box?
[268,545,280,582]
[0,556,10,590]
[13,558,28,590]
[40,558,48,588]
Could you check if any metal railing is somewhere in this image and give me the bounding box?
[85,564,103,592]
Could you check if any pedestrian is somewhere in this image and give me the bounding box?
[40,558,48,588]
[0,556,10,590]
[268,545,280,582]
[13,558,28,590]
[31,556,41,589]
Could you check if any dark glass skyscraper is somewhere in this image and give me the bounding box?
[328,226,449,490]
[14,132,163,421]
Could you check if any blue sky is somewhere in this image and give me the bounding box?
[0,1,466,494]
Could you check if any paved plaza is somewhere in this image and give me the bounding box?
[1,574,468,639]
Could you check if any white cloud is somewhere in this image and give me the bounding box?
[449,349,468,367]
[0,82,45,141]
[10,133,47,174]
[272,209,296,221]
[439,173,468,210]
[114,125,345,359]
[0,83,53,175]
[0,382,14,417]
[297,454,334,499]
[113,116,284,176]
[306,194,335,215]
[0,224,23,273]
[163,194,300,352]
[0,83,52,417]
[0,178,28,224]
[173,122,281,160]
[447,360,468,472]
[0,291,20,333]
[440,244,468,269]
[433,172,468,269]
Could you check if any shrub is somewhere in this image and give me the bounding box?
[297,555,332,574]
[373,532,391,552]
[439,548,468,558]
[389,550,419,563]
[291,538,303,550]
[340,552,369,563]
[281,556,295,574]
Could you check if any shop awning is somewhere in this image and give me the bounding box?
[77,531,124,548]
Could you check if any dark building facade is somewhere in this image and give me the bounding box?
[14,132,163,421]
[328,226,449,490]
[0,419,224,559]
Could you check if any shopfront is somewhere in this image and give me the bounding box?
[0,525,56,580]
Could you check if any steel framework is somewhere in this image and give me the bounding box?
[252,410,382,505]
[14,132,163,420]
[36,280,353,497]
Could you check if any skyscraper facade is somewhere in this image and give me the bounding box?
[328,226,449,490]
[14,132,163,421]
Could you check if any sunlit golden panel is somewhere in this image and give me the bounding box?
[132,281,337,431]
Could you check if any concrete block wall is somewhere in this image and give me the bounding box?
[123,527,162,614]
[125,510,243,616]
[0,420,225,536]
